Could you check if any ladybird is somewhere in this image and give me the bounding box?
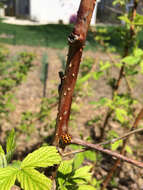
[61,134,72,144]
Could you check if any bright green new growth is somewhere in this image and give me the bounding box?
[57,160,96,190]
[0,129,16,168]
[0,146,61,190]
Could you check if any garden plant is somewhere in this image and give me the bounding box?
[0,0,143,190]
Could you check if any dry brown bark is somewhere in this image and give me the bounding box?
[53,0,96,147]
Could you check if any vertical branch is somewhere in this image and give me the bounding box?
[114,0,138,92]
[53,0,96,146]
[100,0,138,140]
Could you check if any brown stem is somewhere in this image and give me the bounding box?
[53,0,96,146]
[71,138,143,168]
[62,127,143,157]
[98,127,143,146]
[101,107,143,190]
[100,109,113,140]
[114,0,138,92]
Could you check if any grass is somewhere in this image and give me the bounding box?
[0,21,142,51]
[0,22,97,49]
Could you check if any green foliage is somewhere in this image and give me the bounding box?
[95,28,111,51]
[0,146,61,190]
[134,14,143,26]
[18,111,35,136]
[121,48,143,76]
[17,167,52,190]
[112,0,126,6]
[92,60,111,80]
[69,145,96,170]
[21,146,61,168]
[80,56,94,76]
[75,56,95,97]
[0,151,7,168]
[0,48,34,120]
[17,91,58,139]
[91,93,136,124]
[57,160,96,190]
[6,129,16,163]
[38,96,57,122]
[0,2,143,190]
[0,129,16,167]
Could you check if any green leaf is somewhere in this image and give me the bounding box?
[77,73,91,85]
[58,160,73,175]
[108,130,119,138]
[0,166,17,190]
[6,129,16,163]
[57,160,73,188]
[77,185,96,190]
[122,56,139,66]
[0,153,7,168]
[71,165,92,184]
[112,0,125,6]
[111,140,122,151]
[140,61,143,74]
[69,144,83,150]
[73,153,84,169]
[99,61,111,71]
[115,108,127,123]
[90,97,109,106]
[21,146,61,168]
[84,151,96,162]
[134,14,143,25]
[134,48,143,57]
[92,71,104,80]
[17,168,52,190]
[118,15,131,24]
[125,145,132,154]
[0,145,5,154]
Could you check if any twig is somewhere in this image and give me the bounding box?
[62,127,143,157]
[98,127,143,146]
[107,53,132,93]
[105,5,124,14]
[62,148,86,157]
[71,138,143,168]
[100,109,113,140]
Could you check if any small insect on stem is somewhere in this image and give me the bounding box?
[61,134,72,144]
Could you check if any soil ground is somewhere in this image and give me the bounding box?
[1,44,143,190]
